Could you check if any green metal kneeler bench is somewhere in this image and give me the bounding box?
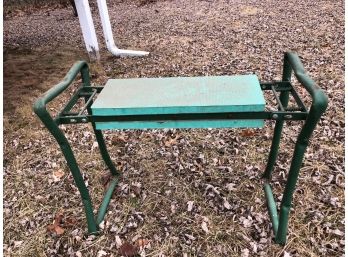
[33,52,328,245]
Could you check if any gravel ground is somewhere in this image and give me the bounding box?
[4,0,344,256]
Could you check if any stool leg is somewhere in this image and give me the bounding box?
[263,57,292,180]
[263,116,287,180]
[275,137,308,244]
[61,140,98,233]
[83,95,119,176]
[80,76,119,226]
[263,90,291,179]
[81,68,119,177]
[275,98,327,244]
[263,53,328,244]
[92,126,119,176]
[36,112,98,233]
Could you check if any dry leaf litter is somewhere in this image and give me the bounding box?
[4,0,344,256]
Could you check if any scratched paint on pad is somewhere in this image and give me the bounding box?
[91,75,265,116]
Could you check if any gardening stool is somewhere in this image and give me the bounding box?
[33,52,328,244]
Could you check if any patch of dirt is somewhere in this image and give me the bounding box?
[4,0,75,19]
[3,47,87,114]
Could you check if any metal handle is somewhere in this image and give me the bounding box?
[33,61,90,116]
[283,52,328,114]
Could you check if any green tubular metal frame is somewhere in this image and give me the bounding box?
[263,53,328,244]
[33,52,328,244]
[33,61,120,234]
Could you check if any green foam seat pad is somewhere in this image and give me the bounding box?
[91,75,265,129]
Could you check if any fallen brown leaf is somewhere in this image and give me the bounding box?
[47,211,66,235]
[54,211,64,224]
[54,225,65,235]
[65,216,78,227]
[52,169,65,181]
[164,135,179,147]
[47,223,65,235]
[136,238,149,248]
[119,242,137,257]
[240,129,255,137]
[112,135,127,146]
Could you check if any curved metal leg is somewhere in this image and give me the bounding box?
[82,88,119,177]
[263,116,287,180]
[33,61,119,234]
[92,127,119,176]
[82,87,120,225]
[35,112,98,233]
[275,104,326,244]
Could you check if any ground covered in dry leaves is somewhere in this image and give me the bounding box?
[3,0,344,256]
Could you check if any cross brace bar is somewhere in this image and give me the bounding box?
[54,80,309,125]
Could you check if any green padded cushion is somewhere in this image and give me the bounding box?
[91,75,265,129]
